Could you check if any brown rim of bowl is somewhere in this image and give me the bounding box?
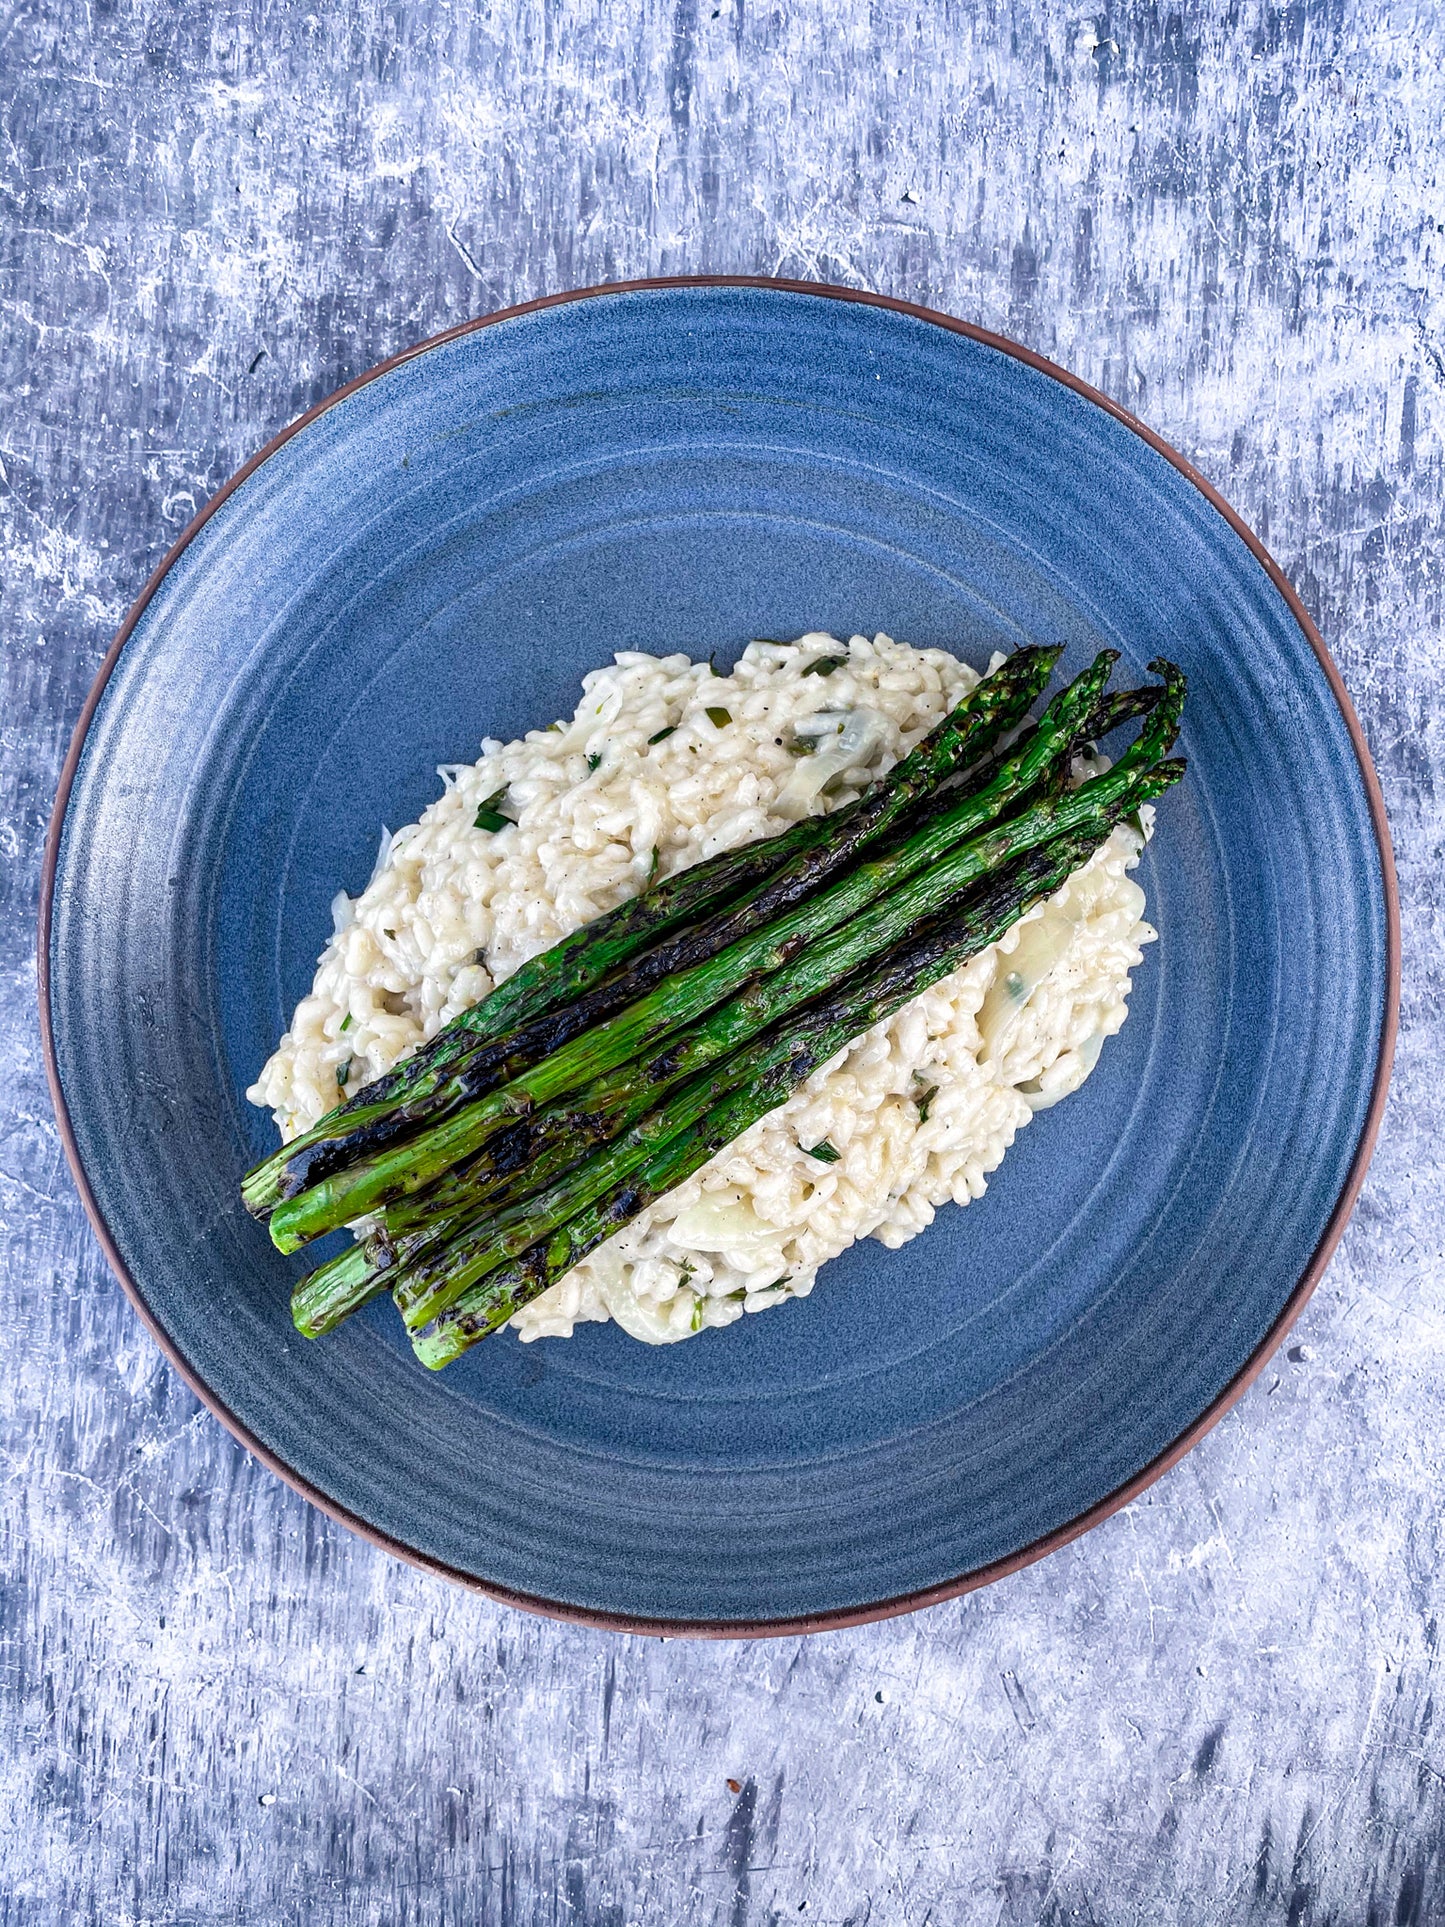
[38,275,1402,1639]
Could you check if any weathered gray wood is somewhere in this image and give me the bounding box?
[1,0,1441,1919]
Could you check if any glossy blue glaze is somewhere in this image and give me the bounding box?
[48,286,1390,1625]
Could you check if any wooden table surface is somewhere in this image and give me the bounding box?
[2,3,1441,1920]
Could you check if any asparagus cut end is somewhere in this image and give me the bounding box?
[291,1243,389,1337]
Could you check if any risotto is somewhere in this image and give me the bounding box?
[250,634,1155,1345]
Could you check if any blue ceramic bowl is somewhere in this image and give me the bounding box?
[42,281,1397,1633]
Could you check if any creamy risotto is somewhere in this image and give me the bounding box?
[250,634,1155,1345]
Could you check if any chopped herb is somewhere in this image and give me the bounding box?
[768,1274,792,1291]
[648,725,677,745]
[707,651,723,675]
[1124,808,1146,841]
[690,1298,704,1332]
[705,706,732,728]
[804,1140,841,1164]
[786,734,816,756]
[473,785,514,834]
[336,1059,353,1090]
[586,752,602,772]
[678,1259,696,1283]
[802,654,848,678]
[916,1084,939,1124]
[644,846,661,889]
[339,1013,353,1032]
[383,929,396,940]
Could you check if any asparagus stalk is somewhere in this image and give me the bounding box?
[290,747,1175,1336]
[1082,680,1165,746]
[408,791,1182,1369]
[275,654,1173,1253]
[352,683,1166,1246]
[297,817,1120,1340]
[243,644,1059,1218]
[389,817,1144,1330]
[269,658,1180,1253]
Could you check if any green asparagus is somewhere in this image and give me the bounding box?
[244,645,1059,1218]
[409,801,1182,1368]
[290,749,1178,1336]
[355,678,1166,1248]
[268,658,1179,1252]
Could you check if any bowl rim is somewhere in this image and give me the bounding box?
[38,275,1402,1638]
